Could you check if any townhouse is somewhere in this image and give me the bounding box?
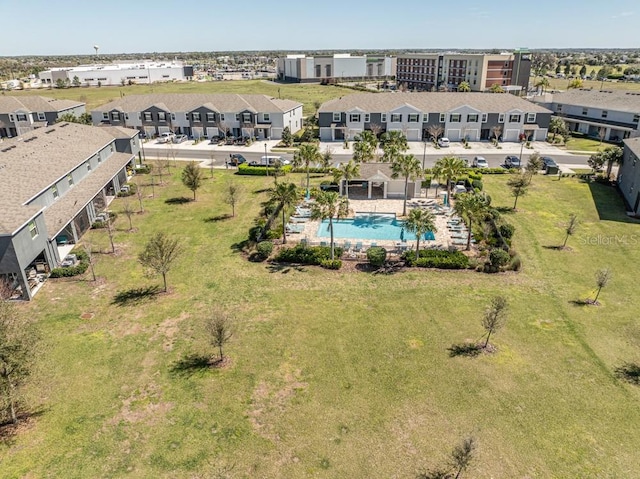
[91,94,303,140]
[617,138,640,215]
[396,51,531,93]
[534,89,640,142]
[0,123,139,300]
[0,95,85,138]
[277,53,395,83]
[318,92,551,142]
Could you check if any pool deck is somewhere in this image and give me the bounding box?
[288,197,472,254]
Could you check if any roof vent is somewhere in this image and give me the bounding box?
[59,123,69,128]
[23,136,37,143]
[44,129,55,134]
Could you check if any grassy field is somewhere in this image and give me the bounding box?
[9,80,356,115]
[2,168,640,478]
[562,136,610,153]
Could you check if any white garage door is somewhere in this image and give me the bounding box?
[504,129,520,142]
[446,129,461,141]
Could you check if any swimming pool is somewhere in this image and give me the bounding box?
[316,213,435,241]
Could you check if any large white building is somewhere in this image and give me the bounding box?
[39,61,194,87]
[277,54,395,83]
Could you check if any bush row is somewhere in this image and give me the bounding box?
[402,249,470,269]
[236,164,292,176]
[274,244,343,265]
[49,249,90,278]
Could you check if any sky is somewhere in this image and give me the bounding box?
[1,0,638,56]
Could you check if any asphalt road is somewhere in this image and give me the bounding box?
[143,146,590,169]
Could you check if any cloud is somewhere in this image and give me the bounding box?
[611,11,634,18]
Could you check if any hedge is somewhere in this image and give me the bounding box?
[320,259,342,270]
[367,246,387,267]
[50,249,90,278]
[237,164,292,176]
[403,249,470,269]
[274,244,343,265]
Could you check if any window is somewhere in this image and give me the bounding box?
[364,113,370,123]
[171,113,176,121]
[143,112,152,121]
[67,174,74,187]
[508,114,521,123]
[86,162,91,172]
[526,113,536,123]
[263,113,270,122]
[242,113,251,123]
[498,113,505,123]
[137,113,141,120]
[467,114,479,122]
[111,112,120,121]
[124,114,129,120]
[102,112,109,120]
[390,114,402,122]
[8,114,14,122]
[206,112,215,122]
[349,113,361,122]
[582,107,588,115]
[157,112,166,121]
[408,114,419,122]
[51,185,58,200]
[634,114,640,123]
[97,77,107,81]
[439,113,446,122]
[220,114,225,121]
[16,114,27,122]
[449,113,461,122]
[333,112,341,122]
[381,113,387,122]
[37,112,46,121]
[235,114,240,121]
[192,112,201,122]
[481,113,488,123]
[29,221,38,239]
[557,104,563,112]
[423,113,429,122]
[601,110,608,119]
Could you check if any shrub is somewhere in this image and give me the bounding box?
[237,164,292,176]
[274,245,343,265]
[486,248,511,273]
[320,259,342,270]
[404,249,470,269]
[50,249,89,278]
[248,225,264,242]
[134,164,151,174]
[266,225,283,240]
[509,254,522,271]
[117,183,137,197]
[472,179,483,191]
[367,246,387,267]
[256,241,274,259]
[499,223,516,239]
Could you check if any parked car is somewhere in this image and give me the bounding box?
[453,184,467,195]
[505,156,521,168]
[541,156,558,170]
[438,137,450,147]
[172,134,188,144]
[227,154,247,166]
[459,157,470,167]
[157,132,175,144]
[472,156,489,168]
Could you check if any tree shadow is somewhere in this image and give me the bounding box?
[494,206,515,215]
[569,298,596,306]
[447,342,483,358]
[165,197,192,205]
[615,362,640,385]
[204,214,232,223]
[169,353,214,377]
[372,261,406,275]
[253,188,272,194]
[542,245,565,250]
[355,263,377,273]
[0,408,46,445]
[266,262,306,273]
[230,239,250,253]
[111,285,161,306]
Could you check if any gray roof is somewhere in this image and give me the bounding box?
[548,89,640,114]
[0,95,84,113]
[93,94,302,114]
[0,122,136,235]
[358,163,393,180]
[319,92,551,114]
[624,137,640,156]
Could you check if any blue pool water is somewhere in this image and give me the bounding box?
[317,213,435,241]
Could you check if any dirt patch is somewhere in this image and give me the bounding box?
[80,312,94,320]
[108,383,172,427]
[152,311,190,351]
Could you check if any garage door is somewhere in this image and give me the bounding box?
[446,129,461,141]
[504,129,520,142]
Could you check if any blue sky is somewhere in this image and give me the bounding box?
[2,0,638,55]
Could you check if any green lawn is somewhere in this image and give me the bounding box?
[10,80,356,116]
[3,169,640,478]
[562,136,608,153]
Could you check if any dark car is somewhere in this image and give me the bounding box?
[228,154,247,166]
[505,155,521,168]
[541,156,557,169]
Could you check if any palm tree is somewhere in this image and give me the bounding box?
[319,147,333,173]
[457,81,471,92]
[333,160,360,207]
[311,191,349,260]
[352,130,378,163]
[380,130,408,163]
[404,208,437,260]
[293,143,320,198]
[549,117,566,143]
[391,154,422,216]
[434,156,466,197]
[427,124,444,143]
[535,77,550,93]
[454,193,489,250]
[270,182,300,244]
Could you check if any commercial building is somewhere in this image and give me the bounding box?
[0,96,85,138]
[534,89,640,142]
[396,51,531,93]
[318,92,551,142]
[617,138,640,215]
[39,61,194,87]
[277,54,395,83]
[0,123,139,300]
[91,94,303,140]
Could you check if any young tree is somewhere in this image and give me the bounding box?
[592,268,612,304]
[427,124,444,142]
[524,152,544,184]
[105,212,115,254]
[507,175,528,210]
[138,232,182,292]
[293,143,320,198]
[549,117,567,143]
[579,65,587,77]
[206,310,233,362]
[404,208,437,259]
[270,182,300,244]
[588,151,606,172]
[564,63,571,76]
[224,180,243,217]
[434,156,466,197]
[0,299,38,424]
[391,154,422,216]
[311,191,349,260]
[281,126,293,147]
[535,77,550,93]
[181,162,204,201]
[567,79,583,89]
[122,199,135,231]
[602,146,623,178]
[83,242,97,282]
[135,183,145,213]
[333,160,360,207]
[72,75,81,87]
[562,213,579,248]
[482,296,508,348]
[457,81,471,92]
[454,193,488,251]
[491,125,503,141]
[450,437,476,479]
[320,147,333,173]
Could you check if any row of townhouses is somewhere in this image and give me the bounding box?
[91,94,304,140]
[318,92,551,142]
[0,123,139,300]
[0,96,85,138]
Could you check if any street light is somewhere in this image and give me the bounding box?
[264,142,268,177]
[519,137,525,165]
[422,139,428,170]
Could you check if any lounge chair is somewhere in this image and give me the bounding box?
[320,241,328,247]
[300,238,308,246]
[371,242,377,248]
[289,216,308,223]
[354,242,363,252]
[343,240,352,251]
[285,224,304,234]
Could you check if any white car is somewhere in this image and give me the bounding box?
[473,156,489,168]
[157,132,175,144]
[438,137,450,147]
